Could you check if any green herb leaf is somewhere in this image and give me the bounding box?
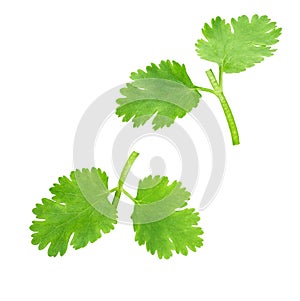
[116,60,201,130]
[30,168,117,256]
[132,176,203,259]
[196,15,282,73]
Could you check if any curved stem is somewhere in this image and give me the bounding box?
[205,69,240,145]
[112,151,139,208]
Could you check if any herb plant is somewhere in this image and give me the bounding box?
[30,14,282,260]
[116,15,282,145]
[30,152,203,259]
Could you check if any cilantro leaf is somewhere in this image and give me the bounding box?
[196,15,282,73]
[30,168,117,256]
[131,175,190,223]
[116,60,201,130]
[131,176,203,259]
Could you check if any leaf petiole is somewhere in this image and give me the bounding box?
[193,86,216,95]
[109,187,118,193]
[122,189,138,203]
[218,65,223,90]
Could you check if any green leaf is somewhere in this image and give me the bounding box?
[131,175,190,223]
[196,15,282,73]
[30,168,117,257]
[116,60,201,130]
[131,176,203,259]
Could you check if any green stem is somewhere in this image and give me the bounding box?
[122,189,138,203]
[112,151,139,208]
[219,66,223,90]
[205,69,220,92]
[194,86,216,95]
[205,69,240,145]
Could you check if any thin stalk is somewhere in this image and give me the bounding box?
[122,189,138,203]
[217,93,239,145]
[205,69,220,92]
[205,69,240,145]
[112,151,139,208]
[194,86,216,95]
[219,66,224,90]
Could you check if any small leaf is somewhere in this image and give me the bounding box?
[196,15,282,73]
[30,168,117,256]
[116,60,201,130]
[132,176,203,259]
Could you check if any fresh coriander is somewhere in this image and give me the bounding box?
[132,176,203,259]
[116,15,282,145]
[30,151,203,259]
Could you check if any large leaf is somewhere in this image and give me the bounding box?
[30,168,117,256]
[132,176,203,259]
[116,60,201,130]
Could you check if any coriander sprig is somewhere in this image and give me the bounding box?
[116,15,282,145]
[30,151,203,259]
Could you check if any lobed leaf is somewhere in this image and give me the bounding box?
[196,15,282,73]
[30,168,117,256]
[116,60,201,130]
[132,176,203,259]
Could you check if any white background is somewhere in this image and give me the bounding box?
[1,0,299,300]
